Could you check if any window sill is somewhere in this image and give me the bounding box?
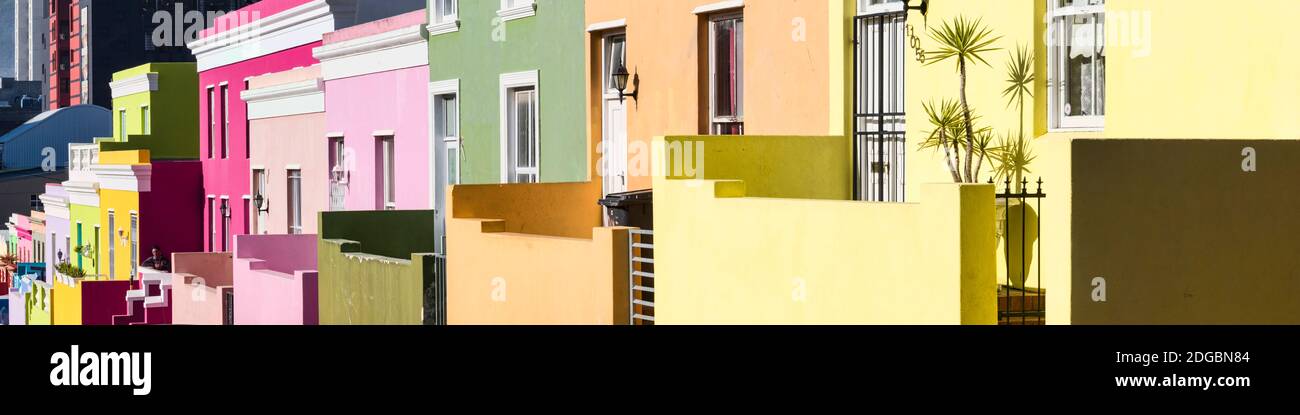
[427,20,459,37]
[497,5,536,22]
[1048,126,1104,134]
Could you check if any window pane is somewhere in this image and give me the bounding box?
[713,19,737,118]
[606,37,626,92]
[1064,14,1097,117]
[288,171,302,234]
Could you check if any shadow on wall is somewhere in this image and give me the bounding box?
[1071,139,1300,324]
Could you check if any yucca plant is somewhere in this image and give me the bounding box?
[999,44,1037,192]
[926,16,1002,183]
[991,131,1038,192]
[1002,44,1035,142]
[920,99,964,182]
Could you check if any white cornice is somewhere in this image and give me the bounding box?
[64,181,100,207]
[314,25,428,80]
[313,24,426,60]
[694,0,744,15]
[242,79,325,103]
[187,0,336,72]
[110,73,159,98]
[497,3,537,22]
[586,19,626,33]
[90,164,153,193]
[39,194,71,219]
[242,78,326,119]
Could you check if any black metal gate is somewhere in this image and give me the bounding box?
[223,289,234,326]
[996,179,1046,325]
[853,12,907,202]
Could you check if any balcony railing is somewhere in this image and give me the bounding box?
[629,230,655,325]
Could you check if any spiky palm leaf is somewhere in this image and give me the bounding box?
[991,132,1038,190]
[1002,45,1035,110]
[925,16,1003,69]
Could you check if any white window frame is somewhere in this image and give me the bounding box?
[251,168,267,234]
[431,80,461,187]
[429,0,460,36]
[141,104,151,135]
[287,169,303,234]
[499,70,540,184]
[708,12,745,135]
[498,0,536,22]
[1048,0,1106,131]
[118,108,127,139]
[857,0,904,16]
[107,210,115,279]
[221,83,231,158]
[206,86,215,159]
[129,212,138,279]
[379,136,396,210]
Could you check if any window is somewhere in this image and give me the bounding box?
[435,94,460,185]
[142,106,151,135]
[207,197,216,251]
[221,198,231,251]
[207,86,215,158]
[1049,0,1105,130]
[709,13,744,135]
[854,7,906,202]
[245,80,251,157]
[328,137,346,211]
[252,169,266,234]
[221,84,230,158]
[434,0,458,24]
[92,226,99,272]
[604,35,627,94]
[107,211,115,279]
[379,137,396,210]
[506,86,538,183]
[287,170,303,234]
[129,213,138,279]
[76,223,82,268]
[118,109,127,139]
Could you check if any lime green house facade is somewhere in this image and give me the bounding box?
[99,63,202,160]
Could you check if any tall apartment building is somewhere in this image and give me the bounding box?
[46,0,255,110]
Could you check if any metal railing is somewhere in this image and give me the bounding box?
[425,253,448,326]
[629,230,655,325]
[996,178,1046,325]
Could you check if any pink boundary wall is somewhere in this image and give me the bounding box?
[233,234,318,325]
[170,252,234,325]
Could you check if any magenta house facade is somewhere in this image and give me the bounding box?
[315,10,431,212]
[188,0,327,254]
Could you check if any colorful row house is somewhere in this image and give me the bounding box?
[34,62,205,325]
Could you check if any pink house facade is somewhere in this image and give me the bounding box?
[169,252,233,325]
[38,184,71,278]
[244,66,327,236]
[233,234,318,325]
[316,10,431,212]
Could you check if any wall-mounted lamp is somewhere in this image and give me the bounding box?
[612,63,638,104]
[253,194,269,213]
[220,202,231,218]
[905,0,930,17]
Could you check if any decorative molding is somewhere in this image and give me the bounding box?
[39,193,71,219]
[91,164,153,193]
[694,0,744,15]
[426,20,459,37]
[314,24,428,80]
[64,181,101,207]
[242,78,326,119]
[109,73,159,98]
[586,19,626,33]
[497,3,537,22]
[187,0,337,72]
[430,79,459,96]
